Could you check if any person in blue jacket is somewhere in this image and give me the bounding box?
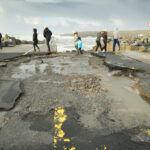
[77,37,83,55]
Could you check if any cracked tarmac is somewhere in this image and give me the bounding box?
[0,52,150,150]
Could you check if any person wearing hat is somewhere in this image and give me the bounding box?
[73,32,79,55]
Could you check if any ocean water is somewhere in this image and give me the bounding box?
[52,35,96,52]
[16,34,96,52]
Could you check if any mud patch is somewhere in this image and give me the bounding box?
[21,111,54,132]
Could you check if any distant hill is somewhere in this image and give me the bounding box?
[62,30,150,38]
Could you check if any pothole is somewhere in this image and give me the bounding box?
[62,76,107,95]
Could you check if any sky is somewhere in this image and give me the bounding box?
[0,0,150,39]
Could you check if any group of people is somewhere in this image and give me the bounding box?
[96,28,120,52]
[33,27,52,54]
[35,28,120,54]
[0,27,53,53]
[96,31,108,52]
[33,29,84,55]
[0,28,120,54]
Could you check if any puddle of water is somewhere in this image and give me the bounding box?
[43,54,150,116]
[43,56,100,76]
[101,68,150,117]
[12,60,48,79]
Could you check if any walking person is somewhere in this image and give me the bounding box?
[77,37,83,55]
[0,32,2,50]
[95,32,102,52]
[113,28,120,52]
[33,28,40,52]
[43,27,52,54]
[73,32,79,55]
[101,31,108,52]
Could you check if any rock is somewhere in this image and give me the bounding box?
[112,71,124,77]
[2,36,21,47]
[138,46,146,52]
[135,40,144,46]
[131,42,139,46]
[0,62,7,67]
[72,50,76,52]
[0,80,22,110]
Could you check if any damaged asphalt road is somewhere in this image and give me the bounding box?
[0,52,150,150]
[92,52,150,100]
[0,80,22,110]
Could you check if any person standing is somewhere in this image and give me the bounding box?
[43,27,52,53]
[0,33,2,49]
[113,28,120,52]
[33,28,40,52]
[95,32,102,52]
[101,31,108,52]
[73,32,79,55]
[77,37,83,55]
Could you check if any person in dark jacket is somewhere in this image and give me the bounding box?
[43,27,52,53]
[95,32,102,52]
[0,33,2,49]
[101,31,107,52]
[33,28,40,52]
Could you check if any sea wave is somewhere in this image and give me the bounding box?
[13,34,96,52]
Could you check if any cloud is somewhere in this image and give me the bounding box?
[67,18,101,29]
[0,0,149,35]
[24,17,41,25]
[111,19,124,28]
[25,0,89,3]
[41,18,101,31]
[0,5,4,16]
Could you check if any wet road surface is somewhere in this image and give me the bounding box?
[0,52,150,150]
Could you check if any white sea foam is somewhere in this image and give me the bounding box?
[52,35,96,52]
[13,34,96,52]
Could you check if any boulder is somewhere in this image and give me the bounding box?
[0,62,7,67]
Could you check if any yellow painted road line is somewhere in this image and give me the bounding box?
[142,129,150,136]
[54,107,76,150]
[53,107,108,150]
[23,49,33,56]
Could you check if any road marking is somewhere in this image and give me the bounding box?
[54,107,76,150]
[23,49,33,56]
[96,145,107,150]
[54,107,108,150]
[103,145,107,150]
[142,129,150,136]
